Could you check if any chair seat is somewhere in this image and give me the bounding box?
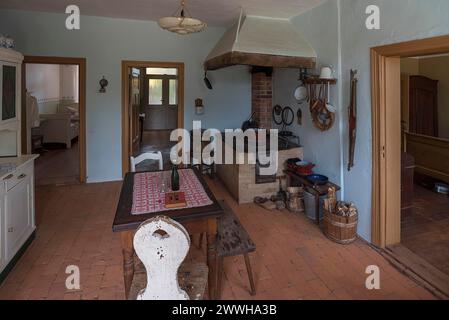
[129,261,209,300]
[217,201,256,258]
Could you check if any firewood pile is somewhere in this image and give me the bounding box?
[324,186,358,217]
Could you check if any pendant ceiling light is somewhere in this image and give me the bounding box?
[158,0,207,35]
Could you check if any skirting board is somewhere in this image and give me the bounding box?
[0,231,36,285]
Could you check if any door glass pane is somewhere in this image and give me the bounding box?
[148,79,163,105]
[2,65,16,121]
[146,68,177,76]
[169,79,178,105]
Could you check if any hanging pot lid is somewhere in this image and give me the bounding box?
[294,85,308,102]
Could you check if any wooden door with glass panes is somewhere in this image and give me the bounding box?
[129,68,141,156]
[143,68,178,130]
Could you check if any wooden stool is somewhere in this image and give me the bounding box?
[216,201,256,297]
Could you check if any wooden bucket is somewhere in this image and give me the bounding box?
[323,209,358,244]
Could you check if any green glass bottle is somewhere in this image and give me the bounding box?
[171,165,180,191]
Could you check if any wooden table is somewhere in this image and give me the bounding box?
[112,168,224,299]
[285,170,341,224]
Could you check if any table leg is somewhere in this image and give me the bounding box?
[206,219,218,300]
[315,195,320,225]
[121,231,134,299]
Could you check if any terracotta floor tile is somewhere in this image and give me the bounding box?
[402,184,449,277]
[0,179,438,300]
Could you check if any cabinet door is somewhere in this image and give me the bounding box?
[0,192,5,271]
[1,63,18,122]
[5,177,32,261]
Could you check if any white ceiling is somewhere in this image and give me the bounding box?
[0,0,324,27]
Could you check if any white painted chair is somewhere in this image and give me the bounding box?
[129,216,208,300]
[130,152,163,172]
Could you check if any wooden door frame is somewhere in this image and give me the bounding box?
[22,56,87,184]
[121,61,184,177]
[371,35,449,248]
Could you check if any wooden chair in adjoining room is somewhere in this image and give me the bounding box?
[130,152,163,172]
[128,216,208,300]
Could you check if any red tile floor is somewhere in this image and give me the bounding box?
[402,184,449,276]
[0,178,437,300]
[35,140,80,186]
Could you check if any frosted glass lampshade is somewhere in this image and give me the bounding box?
[158,17,206,34]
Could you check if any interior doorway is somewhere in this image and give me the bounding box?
[22,56,86,185]
[371,35,449,297]
[121,61,184,175]
[399,55,449,277]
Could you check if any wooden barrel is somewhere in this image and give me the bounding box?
[323,210,358,244]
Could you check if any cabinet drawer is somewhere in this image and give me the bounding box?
[3,162,33,191]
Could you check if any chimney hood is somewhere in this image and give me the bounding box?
[204,15,317,71]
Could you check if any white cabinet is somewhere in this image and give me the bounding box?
[0,157,37,277]
[0,48,23,157]
[5,171,33,261]
[0,187,5,272]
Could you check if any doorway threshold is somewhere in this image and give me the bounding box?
[381,244,449,299]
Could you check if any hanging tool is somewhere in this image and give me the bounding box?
[348,70,358,171]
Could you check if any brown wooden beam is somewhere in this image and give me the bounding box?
[204,51,316,71]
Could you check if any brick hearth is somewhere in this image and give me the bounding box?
[251,68,273,130]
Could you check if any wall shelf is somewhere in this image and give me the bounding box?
[304,77,337,85]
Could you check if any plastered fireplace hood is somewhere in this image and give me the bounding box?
[204,15,317,70]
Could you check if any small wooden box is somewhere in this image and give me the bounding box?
[165,192,187,209]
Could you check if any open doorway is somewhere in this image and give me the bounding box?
[22,56,86,185]
[400,55,449,277]
[371,35,449,297]
[121,61,184,175]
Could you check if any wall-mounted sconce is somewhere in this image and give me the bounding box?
[195,98,204,115]
[99,76,109,93]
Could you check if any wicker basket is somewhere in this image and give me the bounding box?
[323,209,358,244]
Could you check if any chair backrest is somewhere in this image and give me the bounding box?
[130,152,163,172]
[133,216,191,300]
[170,130,190,165]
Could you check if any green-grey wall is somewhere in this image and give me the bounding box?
[0,9,251,182]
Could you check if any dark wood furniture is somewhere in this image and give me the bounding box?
[112,168,224,299]
[409,75,439,137]
[216,201,256,298]
[285,170,341,224]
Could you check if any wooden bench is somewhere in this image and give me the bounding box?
[216,200,256,297]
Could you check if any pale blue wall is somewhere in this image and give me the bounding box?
[278,0,449,241]
[274,0,342,186]
[339,0,449,241]
[0,9,251,182]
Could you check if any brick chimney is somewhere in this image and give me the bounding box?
[251,67,273,130]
